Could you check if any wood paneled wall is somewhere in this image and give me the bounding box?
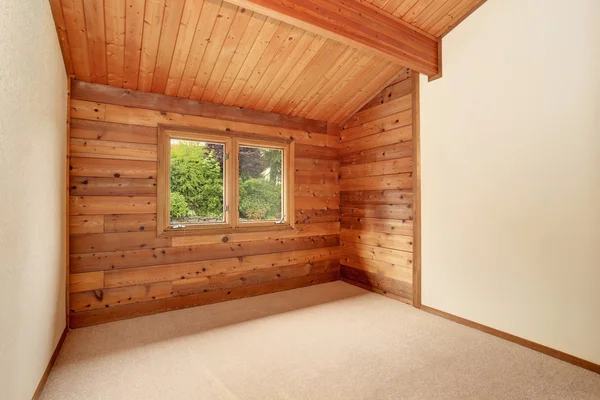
[339,70,415,304]
[67,81,340,328]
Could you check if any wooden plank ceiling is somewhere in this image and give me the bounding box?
[364,0,485,37]
[50,0,407,124]
[49,0,482,124]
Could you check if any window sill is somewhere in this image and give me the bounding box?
[158,223,294,238]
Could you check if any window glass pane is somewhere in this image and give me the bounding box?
[238,146,283,222]
[170,139,224,225]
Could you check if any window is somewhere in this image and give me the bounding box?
[157,125,294,237]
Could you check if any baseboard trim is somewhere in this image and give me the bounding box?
[420,305,600,375]
[32,326,68,399]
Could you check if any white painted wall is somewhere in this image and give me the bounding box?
[420,0,600,364]
[0,0,67,398]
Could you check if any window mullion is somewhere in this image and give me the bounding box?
[230,138,240,229]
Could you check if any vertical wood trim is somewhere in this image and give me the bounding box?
[411,71,422,308]
[66,77,73,327]
[428,39,443,82]
[231,139,240,229]
[287,140,295,229]
[156,125,169,237]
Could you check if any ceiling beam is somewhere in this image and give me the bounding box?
[225,0,440,77]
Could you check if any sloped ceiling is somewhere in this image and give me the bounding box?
[49,0,483,124]
[364,0,485,37]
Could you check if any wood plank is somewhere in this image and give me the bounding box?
[171,222,339,246]
[249,30,319,110]
[295,209,340,224]
[104,0,126,87]
[262,35,327,112]
[295,157,339,172]
[71,100,106,120]
[163,0,205,95]
[294,197,339,211]
[340,216,413,236]
[341,140,412,166]
[69,271,338,327]
[97,103,336,147]
[71,119,157,144]
[195,5,255,101]
[328,60,402,124]
[341,253,412,284]
[289,46,357,116]
[202,9,259,102]
[209,13,268,103]
[70,176,157,196]
[295,171,339,185]
[151,0,186,93]
[61,0,92,80]
[69,271,105,293]
[104,213,157,233]
[71,80,328,134]
[70,281,173,312]
[225,0,439,76]
[340,203,412,220]
[69,215,105,235]
[341,125,412,155]
[70,138,157,161]
[105,247,339,288]
[359,70,412,112]
[70,234,339,272]
[340,172,412,191]
[82,0,108,84]
[294,48,362,118]
[172,259,338,296]
[340,110,412,142]
[340,157,412,179]
[176,0,223,97]
[188,1,240,100]
[123,0,147,89]
[69,157,157,179]
[232,23,297,108]
[418,0,463,33]
[271,40,346,115]
[341,265,412,299]
[137,0,166,91]
[295,144,340,160]
[70,195,157,215]
[222,19,282,106]
[340,189,413,205]
[70,231,171,254]
[294,184,339,198]
[304,52,374,121]
[344,94,412,128]
[340,229,412,252]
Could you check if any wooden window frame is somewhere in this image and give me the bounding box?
[157,125,294,238]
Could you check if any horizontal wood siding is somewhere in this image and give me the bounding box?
[339,71,414,304]
[68,82,340,327]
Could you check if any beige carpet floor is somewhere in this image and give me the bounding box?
[41,281,599,400]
